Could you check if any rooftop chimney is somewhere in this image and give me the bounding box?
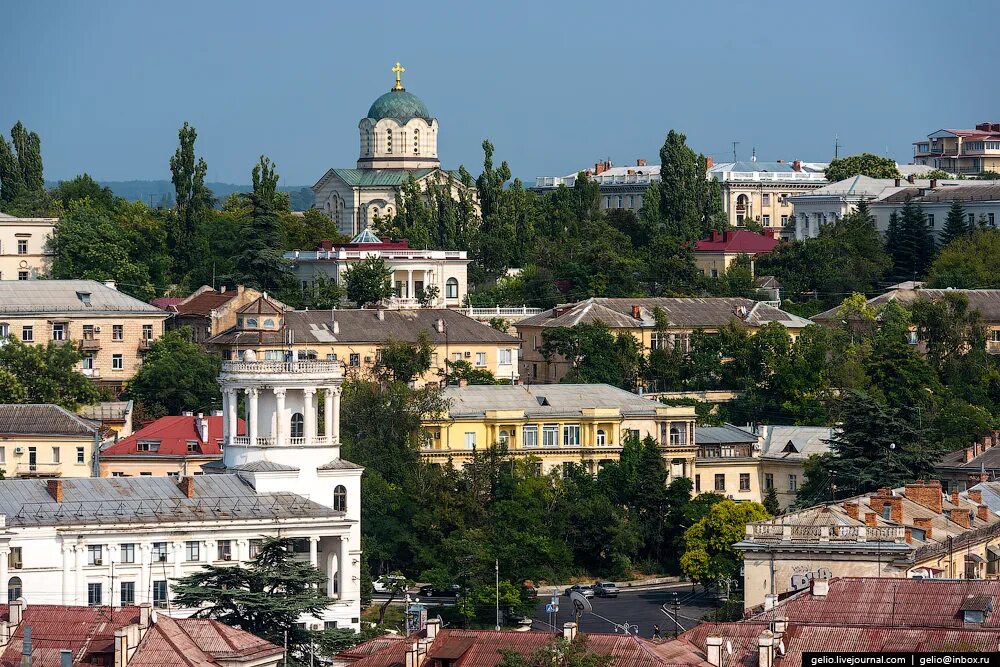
[969,489,983,504]
[864,512,877,527]
[405,642,420,667]
[947,508,972,529]
[764,593,778,611]
[951,490,960,506]
[895,178,901,187]
[9,600,23,627]
[563,622,577,642]
[758,629,775,667]
[332,319,340,335]
[197,414,209,443]
[458,378,469,387]
[47,480,63,504]
[21,625,30,667]
[812,579,829,598]
[103,280,117,291]
[631,305,641,319]
[706,156,714,170]
[436,318,445,334]
[637,159,647,167]
[907,174,916,184]
[426,618,440,640]
[930,178,938,189]
[376,309,385,321]
[979,505,990,522]
[179,476,195,499]
[844,501,859,520]
[913,516,933,539]
[0,621,11,648]
[904,480,943,514]
[139,604,152,630]
[706,636,723,667]
[792,160,802,172]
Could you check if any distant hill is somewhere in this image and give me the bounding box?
[45,179,315,211]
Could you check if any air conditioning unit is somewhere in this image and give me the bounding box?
[13,447,24,455]
[223,554,232,561]
[94,326,101,333]
[94,558,103,566]
[310,623,323,631]
[464,351,471,358]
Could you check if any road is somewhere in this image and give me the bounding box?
[529,583,718,639]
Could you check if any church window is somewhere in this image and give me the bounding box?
[414,128,420,155]
[386,128,392,154]
[333,485,347,512]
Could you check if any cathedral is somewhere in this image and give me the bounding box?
[312,63,477,237]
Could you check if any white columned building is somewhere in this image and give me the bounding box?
[0,356,363,631]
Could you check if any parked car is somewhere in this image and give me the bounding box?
[564,584,595,599]
[593,581,620,598]
[418,584,460,598]
[373,575,407,593]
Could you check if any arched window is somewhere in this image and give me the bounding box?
[290,413,304,439]
[596,429,606,446]
[371,206,380,221]
[263,318,275,329]
[499,430,509,446]
[245,318,258,329]
[8,577,21,602]
[333,485,347,512]
[445,278,459,299]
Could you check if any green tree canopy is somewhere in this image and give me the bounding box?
[541,322,644,390]
[824,153,900,182]
[680,499,769,585]
[373,333,433,385]
[0,338,99,409]
[124,328,221,418]
[344,256,394,307]
[168,122,213,279]
[233,155,293,292]
[927,229,1000,288]
[0,121,46,213]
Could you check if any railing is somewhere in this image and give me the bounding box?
[289,249,467,261]
[15,462,63,476]
[382,296,422,308]
[748,523,905,543]
[81,368,101,378]
[716,171,827,182]
[229,435,336,447]
[464,306,543,318]
[138,338,153,350]
[221,360,341,374]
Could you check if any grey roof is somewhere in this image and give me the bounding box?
[517,297,813,330]
[76,401,132,422]
[759,425,833,461]
[438,384,662,419]
[813,288,1000,323]
[695,424,757,445]
[229,460,300,472]
[873,183,1000,205]
[317,459,365,470]
[0,404,98,436]
[0,475,342,527]
[0,280,166,316]
[208,307,519,346]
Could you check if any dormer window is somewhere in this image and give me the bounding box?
[782,440,798,453]
[76,291,92,306]
[246,318,258,328]
[137,441,160,453]
[263,318,275,329]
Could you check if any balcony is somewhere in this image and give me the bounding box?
[221,360,341,374]
[138,338,154,351]
[81,368,101,378]
[79,339,101,351]
[16,462,63,477]
[698,444,755,459]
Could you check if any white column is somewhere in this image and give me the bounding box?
[62,546,74,604]
[139,543,151,604]
[324,389,334,443]
[274,388,286,446]
[303,388,316,446]
[332,388,341,445]
[74,545,85,605]
[407,269,413,299]
[226,389,237,444]
[0,548,9,602]
[327,552,338,598]
[309,536,320,568]
[248,389,259,445]
[339,536,352,601]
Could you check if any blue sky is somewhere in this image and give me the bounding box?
[3,0,997,185]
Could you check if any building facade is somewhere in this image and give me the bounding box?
[0,280,169,389]
[913,122,1000,176]
[0,404,100,478]
[531,159,661,212]
[287,229,470,308]
[692,230,779,279]
[516,297,813,384]
[0,213,56,281]
[868,183,1000,241]
[0,356,363,630]
[163,284,272,344]
[207,296,521,386]
[420,384,697,477]
[312,64,477,237]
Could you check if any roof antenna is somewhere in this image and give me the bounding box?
[751,147,757,163]
[834,134,840,160]
[732,141,740,162]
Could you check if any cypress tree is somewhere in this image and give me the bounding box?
[233,155,291,292]
[0,121,44,208]
[940,200,969,246]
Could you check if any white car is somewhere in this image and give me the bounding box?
[373,574,407,593]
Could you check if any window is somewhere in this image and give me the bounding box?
[290,413,304,438]
[990,213,996,227]
[52,447,60,463]
[120,581,135,605]
[928,214,935,228]
[21,326,33,342]
[563,424,580,446]
[0,323,7,339]
[112,325,123,341]
[17,271,27,281]
[498,430,510,445]
[764,473,774,490]
[137,441,159,452]
[445,278,459,299]
[788,474,798,492]
[596,429,606,446]
[740,473,751,491]
[542,424,559,447]
[51,323,65,341]
[152,542,168,563]
[82,353,94,370]
[349,353,360,368]
[7,577,20,602]
[475,352,486,367]
[714,474,725,492]
[761,194,771,206]
[217,540,233,561]
[120,543,135,564]
[498,348,512,365]
[781,215,789,226]
[249,539,263,558]
[142,324,153,341]
[87,545,103,565]
[185,541,200,562]
[616,196,623,208]
[464,432,476,449]
[88,583,102,606]
[77,447,85,464]
[761,215,770,226]
[153,580,168,608]
[695,474,701,493]
[8,548,22,570]
[325,621,339,630]
[112,354,123,370]
[523,425,538,448]
[881,504,892,520]
[333,484,347,512]
[111,472,125,477]
[969,213,976,225]
[16,240,27,255]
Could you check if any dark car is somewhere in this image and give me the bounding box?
[564,584,595,599]
[418,584,460,598]
[593,581,620,598]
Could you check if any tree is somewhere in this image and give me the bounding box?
[168,122,213,279]
[344,256,394,307]
[373,333,433,385]
[657,130,720,241]
[445,360,502,385]
[498,637,612,667]
[927,229,1000,288]
[372,572,413,626]
[939,200,971,246]
[233,155,293,292]
[172,537,331,660]
[890,200,936,281]
[125,328,221,418]
[51,174,116,211]
[0,121,45,211]
[292,273,344,310]
[541,323,644,389]
[920,169,953,180]
[680,500,769,586]
[283,208,346,251]
[824,153,899,182]
[762,487,781,516]
[0,337,99,409]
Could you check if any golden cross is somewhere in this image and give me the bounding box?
[392,62,405,90]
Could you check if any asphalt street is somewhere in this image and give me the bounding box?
[529,584,718,639]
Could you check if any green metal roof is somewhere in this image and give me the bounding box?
[331,168,435,187]
[366,89,431,121]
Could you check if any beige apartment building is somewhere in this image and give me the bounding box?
[420,383,697,477]
[0,404,100,478]
[0,280,169,390]
[162,284,272,344]
[913,122,1000,176]
[0,213,56,280]
[207,296,521,386]
[517,297,813,384]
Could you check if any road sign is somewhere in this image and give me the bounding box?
[545,603,558,614]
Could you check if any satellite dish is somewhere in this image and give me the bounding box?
[725,640,733,656]
[569,591,593,614]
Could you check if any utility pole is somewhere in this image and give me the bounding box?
[671,592,680,638]
[834,134,841,160]
[495,559,500,631]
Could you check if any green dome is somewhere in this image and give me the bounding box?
[366,89,431,122]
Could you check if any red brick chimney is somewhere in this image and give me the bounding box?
[948,508,971,529]
[47,479,63,503]
[179,476,195,499]
[969,489,983,504]
[913,517,933,539]
[637,159,647,167]
[844,502,859,520]
[631,305,641,319]
[705,156,714,170]
[965,447,975,463]
[930,178,938,189]
[907,174,916,184]
[864,512,877,527]
[951,490,960,506]
[895,178,901,187]
[978,505,990,522]
[903,481,943,514]
[904,527,913,544]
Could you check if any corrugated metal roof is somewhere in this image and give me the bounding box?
[76,400,131,422]
[0,280,165,315]
[813,288,1000,323]
[332,168,436,187]
[439,383,663,418]
[0,404,98,436]
[695,424,757,445]
[759,426,832,461]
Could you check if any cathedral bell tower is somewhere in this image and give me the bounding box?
[357,62,440,170]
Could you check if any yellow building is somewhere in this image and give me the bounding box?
[0,404,100,477]
[0,280,169,391]
[516,297,813,384]
[913,123,1000,176]
[164,284,275,344]
[0,213,56,280]
[419,383,697,477]
[207,296,521,386]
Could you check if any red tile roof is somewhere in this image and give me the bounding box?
[151,297,185,310]
[129,616,282,666]
[0,604,139,666]
[693,230,779,255]
[101,415,244,458]
[172,290,238,317]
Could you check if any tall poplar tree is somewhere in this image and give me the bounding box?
[168,122,213,279]
[0,121,44,209]
[657,129,722,241]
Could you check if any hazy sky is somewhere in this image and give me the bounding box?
[4,1,998,186]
